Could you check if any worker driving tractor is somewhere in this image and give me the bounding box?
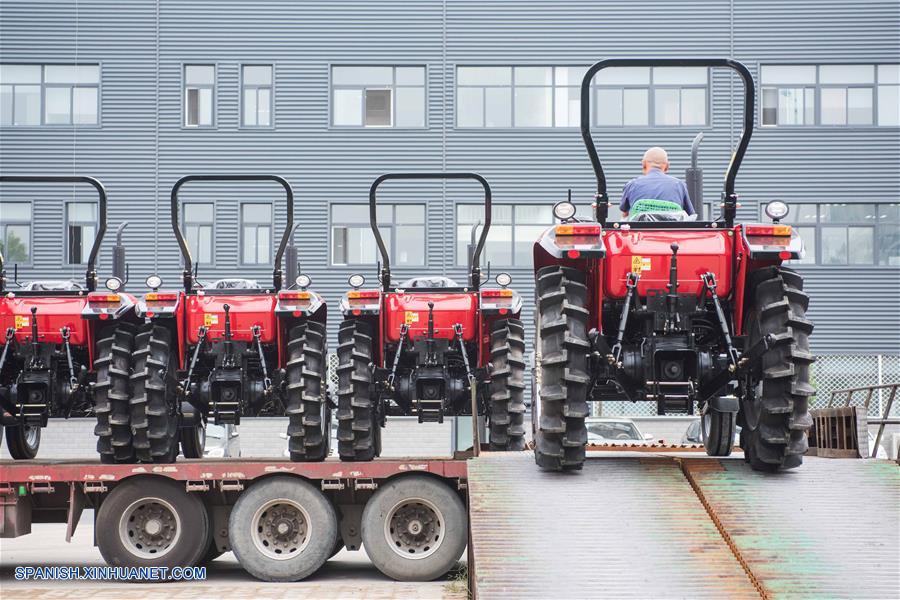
[620,146,695,220]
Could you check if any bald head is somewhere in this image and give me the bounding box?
[642,147,669,173]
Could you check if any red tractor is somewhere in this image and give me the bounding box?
[132,174,329,463]
[336,173,526,460]
[532,58,814,472]
[0,176,139,461]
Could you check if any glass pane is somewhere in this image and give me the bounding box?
[396,67,425,86]
[1,202,31,221]
[483,224,512,266]
[72,87,97,125]
[821,227,847,264]
[186,65,214,85]
[516,205,552,224]
[457,87,483,127]
[484,87,511,127]
[198,88,213,125]
[365,89,392,126]
[242,203,272,224]
[778,88,807,125]
[821,88,846,125]
[333,89,362,126]
[395,225,424,265]
[244,88,257,126]
[515,66,552,85]
[804,88,815,123]
[186,88,199,125]
[395,204,424,223]
[876,227,900,266]
[45,65,99,84]
[820,203,876,223]
[243,65,272,86]
[680,88,706,125]
[395,86,425,127]
[257,88,271,126]
[554,86,579,126]
[792,203,818,223]
[256,226,270,263]
[595,67,649,85]
[13,85,39,125]
[0,64,41,84]
[760,65,816,85]
[456,224,472,265]
[332,66,392,87]
[457,204,483,225]
[457,67,511,86]
[878,64,900,84]
[45,87,71,124]
[623,89,648,125]
[80,225,95,263]
[761,87,778,125]
[555,66,587,86]
[197,225,212,263]
[878,203,900,222]
[848,227,874,264]
[68,202,97,222]
[185,203,214,222]
[340,225,385,264]
[67,225,82,264]
[847,88,873,125]
[514,87,552,127]
[653,67,707,85]
[515,225,545,265]
[596,88,623,126]
[243,226,256,263]
[2,224,30,262]
[793,226,816,264]
[332,204,369,224]
[878,85,900,126]
[820,64,874,84]
[0,85,11,126]
[654,88,680,125]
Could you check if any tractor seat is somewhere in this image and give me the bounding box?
[400,276,459,289]
[627,198,696,223]
[22,280,83,291]
[209,278,260,289]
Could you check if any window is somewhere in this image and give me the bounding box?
[331,66,425,128]
[0,202,31,263]
[761,64,899,127]
[184,65,215,127]
[184,203,214,264]
[331,204,425,266]
[456,65,708,128]
[66,202,98,265]
[456,204,552,267]
[241,203,272,264]
[242,65,273,127]
[1,64,99,127]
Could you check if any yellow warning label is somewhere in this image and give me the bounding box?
[14,315,29,329]
[204,313,219,326]
[404,311,420,325]
[631,256,652,274]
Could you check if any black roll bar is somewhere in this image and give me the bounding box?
[171,175,294,293]
[580,58,755,227]
[369,173,492,291]
[0,175,108,291]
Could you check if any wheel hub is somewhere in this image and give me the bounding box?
[252,500,310,560]
[119,498,181,558]
[385,499,444,559]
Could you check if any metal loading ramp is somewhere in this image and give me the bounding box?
[467,452,899,599]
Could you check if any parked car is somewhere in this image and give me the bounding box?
[585,418,654,445]
[204,424,241,458]
[682,417,741,446]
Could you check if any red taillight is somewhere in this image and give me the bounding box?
[88,293,120,304]
[555,223,601,236]
[348,290,380,299]
[278,291,311,301]
[482,289,513,298]
[145,292,178,302]
[745,224,792,236]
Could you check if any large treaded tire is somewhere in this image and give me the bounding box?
[286,321,330,462]
[94,323,136,463]
[534,265,591,471]
[488,319,527,451]
[4,423,40,460]
[740,266,814,472]
[336,319,378,462]
[131,324,180,463]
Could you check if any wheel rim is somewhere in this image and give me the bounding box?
[24,425,40,450]
[742,318,763,431]
[119,497,181,558]
[701,411,712,442]
[384,497,444,560]
[197,422,206,449]
[251,499,311,560]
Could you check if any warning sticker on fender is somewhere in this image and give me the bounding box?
[404,311,419,325]
[14,315,29,329]
[631,256,651,273]
[204,313,219,326]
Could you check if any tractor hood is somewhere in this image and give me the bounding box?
[384,292,477,343]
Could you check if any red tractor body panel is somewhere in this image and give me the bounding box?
[383,293,478,343]
[185,294,278,344]
[1,295,91,346]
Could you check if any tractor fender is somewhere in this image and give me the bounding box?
[534,224,606,260]
[707,395,739,414]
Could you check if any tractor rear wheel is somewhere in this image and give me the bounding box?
[740,266,814,472]
[94,323,136,463]
[534,265,591,471]
[488,319,526,451]
[702,406,736,457]
[131,324,180,463]
[336,319,378,462]
[286,321,330,462]
[4,423,40,460]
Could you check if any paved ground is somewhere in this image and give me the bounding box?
[0,511,467,599]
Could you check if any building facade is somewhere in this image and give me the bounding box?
[1,1,898,409]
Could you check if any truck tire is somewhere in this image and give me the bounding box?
[96,477,209,571]
[740,266,814,472]
[4,423,40,460]
[94,323,136,464]
[286,321,330,462]
[702,406,736,457]
[336,319,378,462]
[180,419,206,459]
[488,319,527,451]
[131,324,179,463]
[534,265,590,471]
[361,474,467,582]
[229,476,337,582]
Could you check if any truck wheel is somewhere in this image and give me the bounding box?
[131,324,180,463]
[488,319,526,451]
[286,321,329,462]
[180,419,206,459]
[336,319,378,462]
[94,323,136,463]
[361,474,466,581]
[534,265,590,471]
[4,423,40,459]
[702,406,735,457]
[740,266,814,472]
[96,477,209,570]
[229,476,337,582]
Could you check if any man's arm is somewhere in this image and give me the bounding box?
[620,180,633,217]
[681,182,696,216]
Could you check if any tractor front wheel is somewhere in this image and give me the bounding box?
[131,324,180,463]
[336,319,378,462]
[701,406,736,457]
[4,423,41,459]
[285,321,330,462]
[488,319,526,451]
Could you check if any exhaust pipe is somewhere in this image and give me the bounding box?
[686,132,704,220]
[112,222,128,289]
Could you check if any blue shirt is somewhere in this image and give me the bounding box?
[620,168,695,215]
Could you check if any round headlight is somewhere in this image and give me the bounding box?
[295,274,311,289]
[765,201,789,221]
[553,201,577,221]
[145,274,162,289]
[495,272,512,287]
[105,277,122,292]
[348,274,366,289]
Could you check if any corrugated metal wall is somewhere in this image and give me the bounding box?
[1,0,898,356]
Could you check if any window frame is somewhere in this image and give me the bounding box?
[182,64,217,129]
[0,200,33,266]
[329,64,428,129]
[455,203,553,267]
[0,63,101,128]
[239,201,274,266]
[182,201,216,267]
[329,202,427,267]
[64,200,99,266]
[240,64,275,129]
